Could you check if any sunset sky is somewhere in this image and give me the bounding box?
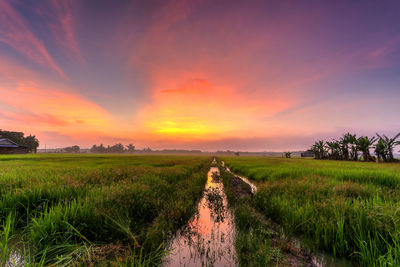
[0,0,399,151]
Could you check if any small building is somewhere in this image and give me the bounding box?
[301,150,314,158]
[0,138,29,154]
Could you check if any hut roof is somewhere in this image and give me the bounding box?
[0,138,20,148]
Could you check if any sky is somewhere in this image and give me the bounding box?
[0,0,399,151]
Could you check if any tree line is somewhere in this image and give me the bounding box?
[0,130,39,153]
[310,133,400,162]
[90,143,135,153]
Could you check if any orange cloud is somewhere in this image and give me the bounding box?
[0,81,112,132]
[135,77,292,140]
[0,57,115,142]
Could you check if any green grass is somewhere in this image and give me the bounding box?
[220,168,284,266]
[0,154,211,265]
[222,156,400,266]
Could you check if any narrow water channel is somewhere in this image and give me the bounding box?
[222,161,257,193]
[163,166,238,267]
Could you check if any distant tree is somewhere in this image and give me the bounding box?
[311,140,327,159]
[90,144,107,153]
[23,134,39,153]
[126,144,135,152]
[0,130,39,153]
[310,132,400,162]
[339,133,351,160]
[99,144,106,153]
[357,136,376,161]
[347,134,358,161]
[64,145,80,153]
[108,143,125,153]
[326,140,341,160]
[235,152,240,156]
[284,152,291,158]
[376,133,400,162]
[0,130,24,143]
[90,145,98,153]
[143,147,152,152]
[374,138,387,162]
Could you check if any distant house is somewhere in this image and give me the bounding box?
[0,138,29,154]
[301,150,314,158]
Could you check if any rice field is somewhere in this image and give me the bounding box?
[222,156,400,266]
[1,154,400,266]
[0,154,211,266]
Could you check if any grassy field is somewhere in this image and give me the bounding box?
[0,154,211,266]
[222,156,400,266]
[2,154,399,266]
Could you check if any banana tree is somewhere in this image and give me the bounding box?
[339,133,352,160]
[374,138,387,162]
[347,134,358,161]
[357,136,377,161]
[311,140,327,159]
[326,140,341,160]
[376,133,400,161]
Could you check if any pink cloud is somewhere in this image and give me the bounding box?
[368,35,400,59]
[46,0,85,63]
[3,111,69,127]
[0,0,65,77]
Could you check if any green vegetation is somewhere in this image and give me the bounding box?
[3,153,399,266]
[0,154,210,266]
[222,156,400,266]
[0,130,39,153]
[220,164,288,266]
[310,132,400,162]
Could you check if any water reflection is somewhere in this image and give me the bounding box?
[291,239,351,267]
[163,167,238,267]
[4,240,24,267]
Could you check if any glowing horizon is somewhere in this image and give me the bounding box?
[0,0,399,151]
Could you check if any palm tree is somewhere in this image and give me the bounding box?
[357,136,377,161]
[376,133,400,162]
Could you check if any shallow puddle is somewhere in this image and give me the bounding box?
[163,166,238,267]
[312,252,352,267]
[222,161,257,193]
[291,239,352,267]
[4,239,24,267]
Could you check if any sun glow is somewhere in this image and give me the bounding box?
[154,120,211,135]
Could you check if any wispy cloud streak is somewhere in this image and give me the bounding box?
[0,0,65,77]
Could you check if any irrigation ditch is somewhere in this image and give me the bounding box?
[163,158,352,267]
[163,162,238,266]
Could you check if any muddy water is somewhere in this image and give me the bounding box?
[221,161,257,193]
[4,240,24,267]
[291,239,352,267]
[163,167,238,267]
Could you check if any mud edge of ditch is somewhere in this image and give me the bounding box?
[219,164,318,267]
